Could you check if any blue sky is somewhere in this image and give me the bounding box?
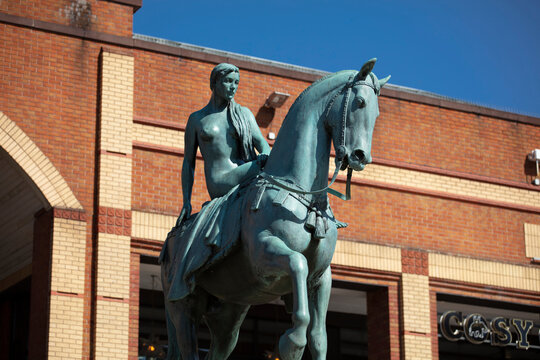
[134,0,540,117]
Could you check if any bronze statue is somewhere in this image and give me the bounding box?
[160,59,390,360]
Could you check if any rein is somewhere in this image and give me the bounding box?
[261,73,379,201]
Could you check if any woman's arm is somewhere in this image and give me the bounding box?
[247,110,270,155]
[178,115,198,224]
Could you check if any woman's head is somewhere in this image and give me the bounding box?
[210,63,240,100]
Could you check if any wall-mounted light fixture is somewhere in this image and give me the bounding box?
[528,149,540,185]
[264,91,290,108]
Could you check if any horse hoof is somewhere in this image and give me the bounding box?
[278,329,307,360]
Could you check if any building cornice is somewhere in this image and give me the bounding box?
[99,0,142,13]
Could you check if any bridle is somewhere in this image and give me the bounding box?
[261,72,379,201]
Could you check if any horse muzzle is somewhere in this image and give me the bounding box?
[346,149,371,171]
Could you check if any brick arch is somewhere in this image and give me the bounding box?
[0,111,83,210]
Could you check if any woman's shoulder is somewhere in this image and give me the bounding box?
[187,107,210,128]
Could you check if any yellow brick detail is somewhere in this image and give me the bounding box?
[328,158,540,209]
[429,253,540,292]
[97,233,130,298]
[403,334,432,360]
[132,211,177,241]
[524,223,540,258]
[133,123,184,149]
[401,273,431,334]
[100,52,134,155]
[50,218,87,294]
[98,154,132,209]
[0,111,82,209]
[48,295,84,359]
[332,240,402,272]
[95,300,129,360]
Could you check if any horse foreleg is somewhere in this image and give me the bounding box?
[255,235,310,360]
[204,302,250,360]
[307,266,331,360]
[164,301,181,360]
[165,299,200,360]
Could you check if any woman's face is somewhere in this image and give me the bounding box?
[214,71,239,101]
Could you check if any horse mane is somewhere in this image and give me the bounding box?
[286,70,358,115]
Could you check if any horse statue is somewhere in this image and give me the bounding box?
[160,58,390,360]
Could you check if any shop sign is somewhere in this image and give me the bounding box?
[439,311,537,350]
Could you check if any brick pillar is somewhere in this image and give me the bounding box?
[430,290,439,360]
[28,209,53,360]
[129,253,140,359]
[400,249,432,360]
[367,285,401,360]
[28,208,87,360]
[94,48,134,359]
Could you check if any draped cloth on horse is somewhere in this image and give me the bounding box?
[159,183,248,302]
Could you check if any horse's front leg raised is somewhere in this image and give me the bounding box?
[307,266,332,360]
[254,235,310,360]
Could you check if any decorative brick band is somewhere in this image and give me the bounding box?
[374,157,539,192]
[333,240,402,273]
[430,278,540,304]
[429,253,540,292]
[401,249,429,275]
[98,206,132,236]
[336,174,540,214]
[52,207,87,222]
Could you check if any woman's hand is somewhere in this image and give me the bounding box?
[176,202,192,227]
[257,153,269,170]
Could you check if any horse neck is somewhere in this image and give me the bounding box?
[264,99,332,193]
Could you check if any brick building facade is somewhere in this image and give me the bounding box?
[0,1,539,359]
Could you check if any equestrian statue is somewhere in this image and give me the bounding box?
[160,59,390,360]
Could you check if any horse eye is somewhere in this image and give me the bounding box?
[356,96,366,108]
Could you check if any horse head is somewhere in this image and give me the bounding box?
[326,59,390,172]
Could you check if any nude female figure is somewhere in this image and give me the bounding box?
[178,63,270,223]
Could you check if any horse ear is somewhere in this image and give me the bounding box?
[356,58,377,81]
[378,75,391,88]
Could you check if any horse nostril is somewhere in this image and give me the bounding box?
[353,149,367,164]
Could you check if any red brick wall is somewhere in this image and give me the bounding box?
[0,0,133,36]
[375,98,540,183]
[331,186,536,264]
[0,24,98,211]
[132,150,210,215]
